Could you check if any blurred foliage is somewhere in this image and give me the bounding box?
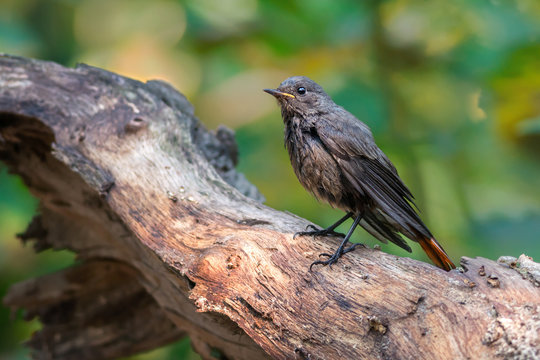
[1,0,540,358]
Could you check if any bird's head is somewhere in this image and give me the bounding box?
[264,76,332,116]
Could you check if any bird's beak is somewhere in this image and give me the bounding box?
[263,88,295,99]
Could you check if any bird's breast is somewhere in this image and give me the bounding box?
[285,123,348,210]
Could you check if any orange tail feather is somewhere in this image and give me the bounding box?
[418,237,455,271]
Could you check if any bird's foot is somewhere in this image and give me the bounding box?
[293,224,345,239]
[309,243,363,271]
[309,253,341,270]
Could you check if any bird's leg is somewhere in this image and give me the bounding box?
[294,212,353,239]
[310,213,363,270]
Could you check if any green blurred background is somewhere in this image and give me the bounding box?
[1,0,539,358]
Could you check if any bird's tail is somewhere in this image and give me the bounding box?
[418,237,455,271]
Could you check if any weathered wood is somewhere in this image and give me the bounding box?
[1,54,539,360]
[4,259,185,360]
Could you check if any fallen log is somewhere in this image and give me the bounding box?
[1,54,538,360]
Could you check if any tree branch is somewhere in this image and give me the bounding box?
[1,54,539,360]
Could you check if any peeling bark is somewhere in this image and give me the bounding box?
[1,54,539,360]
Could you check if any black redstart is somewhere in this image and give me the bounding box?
[264,76,455,271]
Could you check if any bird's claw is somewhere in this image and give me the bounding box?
[293,225,319,239]
[310,254,341,271]
[309,243,364,271]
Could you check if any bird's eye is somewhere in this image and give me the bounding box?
[297,87,306,95]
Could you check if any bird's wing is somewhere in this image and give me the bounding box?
[315,111,432,240]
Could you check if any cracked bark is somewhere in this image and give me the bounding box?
[1,54,539,360]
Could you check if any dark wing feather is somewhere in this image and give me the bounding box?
[361,213,412,252]
[343,158,431,238]
[315,110,432,243]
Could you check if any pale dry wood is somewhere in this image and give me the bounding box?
[0,54,539,360]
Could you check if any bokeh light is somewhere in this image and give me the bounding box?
[1,0,540,358]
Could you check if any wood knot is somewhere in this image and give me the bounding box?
[226,254,241,269]
[368,316,387,334]
[487,274,500,288]
[124,117,148,133]
[478,265,486,276]
[463,278,477,288]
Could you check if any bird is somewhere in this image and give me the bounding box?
[263,76,455,271]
